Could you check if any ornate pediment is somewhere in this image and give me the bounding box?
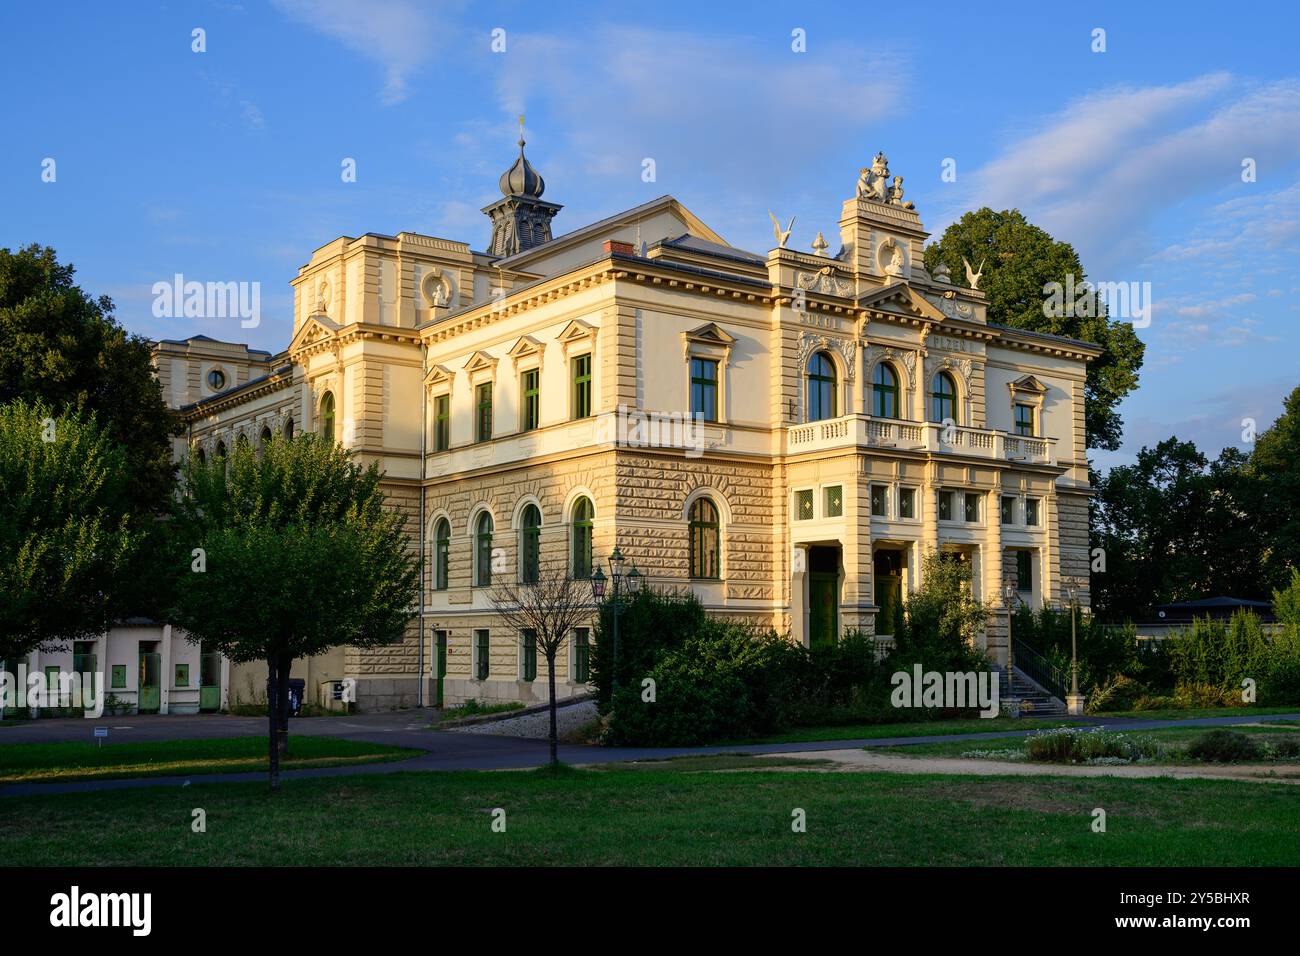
[506,335,544,361]
[557,319,597,346]
[1009,374,1048,395]
[423,363,454,387]
[857,282,946,323]
[796,266,853,297]
[288,314,340,354]
[462,350,499,375]
[682,322,736,347]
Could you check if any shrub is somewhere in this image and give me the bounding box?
[1171,681,1239,709]
[1085,674,1148,714]
[1186,730,1263,763]
[1268,737,1300,759]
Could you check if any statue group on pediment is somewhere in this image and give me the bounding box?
[857,151,915,209]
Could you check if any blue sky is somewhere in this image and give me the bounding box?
[3,1,1298,470]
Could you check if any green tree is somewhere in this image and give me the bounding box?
[0,244,180,515]
[1248,384,1300,594]
[891,552,989,673]
[0,401,143,666]
[924,209,1145,450]
[169,434,418,791]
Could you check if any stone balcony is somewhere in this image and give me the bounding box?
[785,415,1057,466]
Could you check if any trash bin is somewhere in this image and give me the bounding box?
[287,679,306,717]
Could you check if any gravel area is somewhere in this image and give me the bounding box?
[444,699,599,739]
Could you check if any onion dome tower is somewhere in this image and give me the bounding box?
[483,118,563,258]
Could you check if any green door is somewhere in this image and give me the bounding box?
[200,653,222,712]
[807,545,841,649]
[434,631,448,708]
[44,666,64,715]
[138,652,161,713]
[873,550,904,638]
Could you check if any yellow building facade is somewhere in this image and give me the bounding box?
[159,144,1099,710]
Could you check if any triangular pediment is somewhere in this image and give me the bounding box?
[557,319,597,345]
[288,314,340,353]
[683,322,736,346]
[1010,374,1048,394]
[857,282,947,322]
[507,335,544,359]
[462,350,499,374]
[424,363,454,387]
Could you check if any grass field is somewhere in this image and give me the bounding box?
[0,737,417,783]
[2,763,1297,866]
[740,716,1088,744]
[884,723,1300,762]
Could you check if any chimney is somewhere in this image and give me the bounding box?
[603,240,635,256]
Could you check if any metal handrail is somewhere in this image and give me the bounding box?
[1010,636,1068,701]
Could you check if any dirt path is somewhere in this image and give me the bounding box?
[757,749,1300,784]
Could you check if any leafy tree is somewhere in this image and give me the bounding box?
[891,551,989,673]
[169,434,418,791]
[490,567,595,767]
[0,244,180,515]
[1248,384,1300,593]
[0,401,143,666]
[924,209,1145,450]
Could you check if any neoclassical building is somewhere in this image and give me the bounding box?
[151,140,1098,711]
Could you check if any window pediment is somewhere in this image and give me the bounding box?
[463,350,499,376]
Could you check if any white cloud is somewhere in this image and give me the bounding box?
[271,0,454,105]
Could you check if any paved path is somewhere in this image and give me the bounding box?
[2,709,1297,798]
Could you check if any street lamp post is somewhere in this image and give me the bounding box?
[1004,584,1018,713]
[1065,579,1085,715]
[590,546,641,698]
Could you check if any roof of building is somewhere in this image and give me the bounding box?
[180,364,294,412]
[656,233,766,266]
[987,322,1103,352]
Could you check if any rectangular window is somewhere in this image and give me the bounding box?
[1025,497,1040,526]
[795,489,814,521]
[964,493,981,523]
[938,490,953,522]
[870,484,887,517]
[1016,550,1033,592]
[825,485,844,518]
[1014,403,1035,437]
[475,382,493,442]
[690,358,719,422]
[1001,496,1016,525]
[475,630,490,681]
[521,629,537,682]
[433,394,450,451]
[521,369,540,431]
[175,664,189,687]
[571,353,592,420]
[572,628,590,683]
[111,665,126,689]
[899,487,916,519]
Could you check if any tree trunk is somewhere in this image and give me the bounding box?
[547,648,558,768]
[267,658,280,793]
[276,652,291,760]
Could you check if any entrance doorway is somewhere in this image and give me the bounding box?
[874,549,905,637]
[200,642,222,712]
[138,643,161,713]
[807,545,841,649]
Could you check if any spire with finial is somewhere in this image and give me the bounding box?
[498,113,546,198]
[482,114,562,257]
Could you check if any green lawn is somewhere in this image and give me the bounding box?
[1089,705,1300,720]
[741,716,1087,744]
[2,764,1297,865]
[0,736,417,783]
[885,723,1300,762]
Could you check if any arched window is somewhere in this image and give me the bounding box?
[196,447,206,465]
[519,504,541,584]
[806,351,837,422]
[872,363,900,419]
[236,433,248,453]
[930,371,957,424]
[284,418,295,440]
[474,512,494,588]
[260,426,273,448]
[688,496,721,579]
[570,497,594,579]
[319,391,336,440]
[215,441,227,460]
[433,518,450,591]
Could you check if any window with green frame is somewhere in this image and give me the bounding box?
[930,371,957,423]
[475,630,490,680]
[475,382,493,442]
[570,497,594,578]
[688,496,720,578]
[870,484,887,517]
[1025,497,1041,526]
[175,664,189,687]
[938,490,954,521]
[1001,496,1016,525]
[474,512,494,587]
[433,518,450,590]
[1014,402,1035,437]
[825,485,844,518]
[964,492,981,523]
[433,394,450,451]
[899,487,916,519]
[572,627,590,683]
[519,504,541,584]
[872,362,900,418]
[319,390,336,440]
[806,351,837,421]
[521,368,540,431]
[521,629,537,681]
[571,353,592,419]
[111,665,126,689]
[690,358,718,422]
[795,489,814,521]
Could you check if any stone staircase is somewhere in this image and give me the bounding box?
[993,665,1068,717]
